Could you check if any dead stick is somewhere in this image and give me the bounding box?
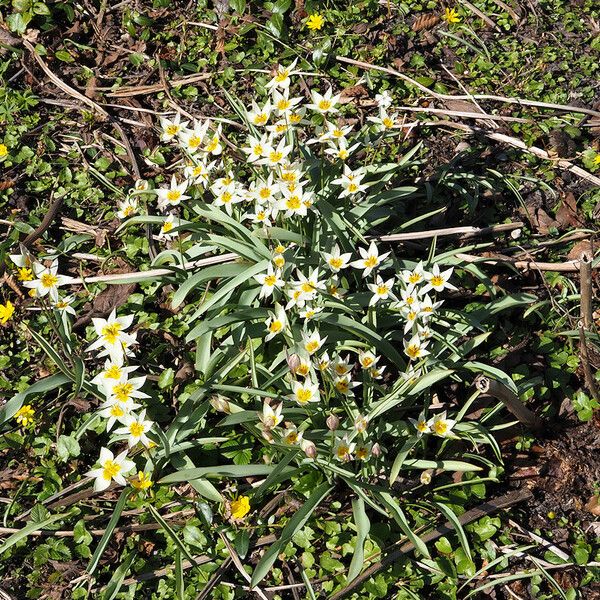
[458,0,501,30]
[377,222,523,242]
[455,252,596,273]
[335,56,600,119]
[330,489,532,600]
[475,375,543,432]
[578,325,600,403]
[580,255,593,329]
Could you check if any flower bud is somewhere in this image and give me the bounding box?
[371,442,381,457]
[210,394,231,413]
[326,414,340,431]
[287,353,301,373]
[302,439,317,459]
[420,470,432,485]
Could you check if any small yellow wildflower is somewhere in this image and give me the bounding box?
[0,300,15,324]
[230,495,250,519]
[594,153,600,166]
[17,267,33,282]
[306,13,325,30]
[0,144,8,158]
[443,7,461,23]
[130,471,153,490]
[15,405,35,427]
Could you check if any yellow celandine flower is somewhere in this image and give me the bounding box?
[0,144,7,158]
[15,405,35,427]
[443,7,461,23]
[230,496,250,519]
[0,300,14,324]
[17,267,34,282]
[306,13,325,30]
[130,471,153,490]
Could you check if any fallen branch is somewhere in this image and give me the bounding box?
[377,222,523,242]
[579,325,600,403]
[456,252,597,273]
[580,254,593,329]
[335,56,600,119]
[475,375,544,432]
[330,489,533,600]
[417,120,600,187]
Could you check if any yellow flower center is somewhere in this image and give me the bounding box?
[329,257,343,269]
[364,256,378,268]
[40,273,59,288]
[277,99,291,111]
[253,144,263,155]
[285,431,298,444]
[361,357,374,367]
[259,187,271,199]
[167,190,181,202]
[264,274,277,286]
[206,137,219,152]
[318,100,332,111]
[305,340,319,353]
[254,113,268,125]
[102,460,121,480]
[336,380,349,393]
[336,445,350,459]
[113,382,134,402]
[431,275,444,287]
[269,320,283,333]
[269,151,283,163]
[433,421,448,435]
[286,196,302,210]
[110,405,125,417]
[297,364,310,377]
[105,365,122,379]
[129,422,145,437]
[165,125,179,136]
[162,221,174,233]
[376,285,388,295]
[406,345,421,359]
[102,323,122,345]
[409,273,421,284]
[296,388,312,403]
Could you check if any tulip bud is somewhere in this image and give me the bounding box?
[302,439,317,459]
[287,352,301,373]
[210,394,231,413]
[420,470,432,485]
[371,442,381,457]
[326,414,340,431]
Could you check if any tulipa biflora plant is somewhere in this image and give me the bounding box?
[3,63,524,591]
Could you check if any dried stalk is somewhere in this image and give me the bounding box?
[475,375,543,431]
[378,222,523,242]
[578,325,600,403]
[456,252,595,273]
[580,254,593,328]
[335,55,600,119]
